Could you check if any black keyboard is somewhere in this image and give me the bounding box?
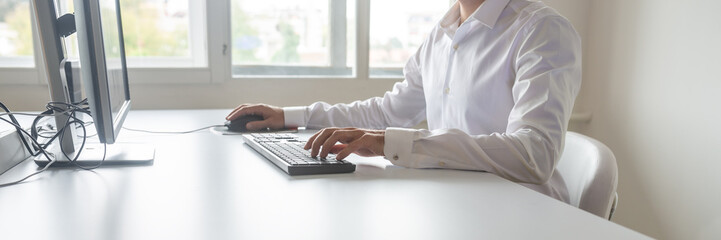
[241,133,356,175]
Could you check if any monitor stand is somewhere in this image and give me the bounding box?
[34,142,154,167]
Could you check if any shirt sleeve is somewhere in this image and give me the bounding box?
[384,16,582,185]
[283,47,428,130]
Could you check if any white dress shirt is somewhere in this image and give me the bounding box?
[283,0,581,202]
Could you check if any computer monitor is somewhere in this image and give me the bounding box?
[74,0,131,144]
[31,0,153,166]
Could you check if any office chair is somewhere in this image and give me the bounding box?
[556,131,619,220]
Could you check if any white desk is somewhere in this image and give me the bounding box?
[0,109,648,239]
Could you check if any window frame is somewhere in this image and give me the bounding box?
[0,0,413,86]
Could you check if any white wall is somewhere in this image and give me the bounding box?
[576,0,721,239]
[542,0,590,45]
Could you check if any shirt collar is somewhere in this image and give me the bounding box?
[471,0,510,28]
[439,0,510,37]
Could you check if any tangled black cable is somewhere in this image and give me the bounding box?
[21,99,91,156]
[0,99,106,187]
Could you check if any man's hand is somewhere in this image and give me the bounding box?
[304,128,385,160]
[226,104,285,131]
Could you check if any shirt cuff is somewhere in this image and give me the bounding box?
[384,127,418,166]
[282,106,308,128]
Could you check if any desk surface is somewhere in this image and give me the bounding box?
[0,109,648,240]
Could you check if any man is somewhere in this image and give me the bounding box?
[227,0,581,202]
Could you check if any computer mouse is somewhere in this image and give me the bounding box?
[225,115,265,132]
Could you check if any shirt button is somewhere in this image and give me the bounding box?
[444,88,450,94]
[393,155,399,161]
[453,44,459,50]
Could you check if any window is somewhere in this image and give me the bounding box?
[0,0,34,68]
[229,0,449,78]
[60,0,206,68]
[119,0,206,68]
[369,0,448,77]
[231,0,355,77]
[0,0,453,84]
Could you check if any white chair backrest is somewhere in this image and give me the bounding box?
[556,132,618,219]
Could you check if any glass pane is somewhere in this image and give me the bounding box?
[120,0,190,57]
[369,0,448,77]
[0,0,34,67]
[64,0,196,67]
[232,0,355,77]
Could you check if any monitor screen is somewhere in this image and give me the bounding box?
[98,0,127,118]
[75,0,131,144]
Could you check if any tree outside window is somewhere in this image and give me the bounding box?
[0,0,33,57]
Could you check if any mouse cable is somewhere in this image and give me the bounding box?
[122,125,224,134]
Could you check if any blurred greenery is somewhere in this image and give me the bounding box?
[3,1,33,56]
[0,0,25,20]
[231,2,258,63]
[120,0,189,57]
[232,0,301,65]
[271,21,299,63]
[101,7,121,58]
[2,0,309,64]
[1,0,190,58]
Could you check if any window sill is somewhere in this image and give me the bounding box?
[0,67,213,85]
